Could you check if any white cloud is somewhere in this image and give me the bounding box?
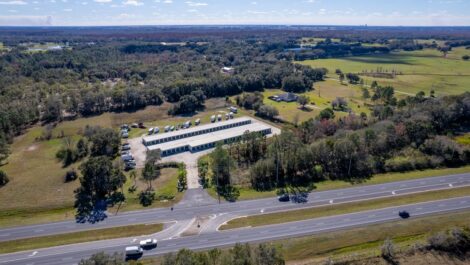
[94,0,112,2]
[123,0,143,6]
[185,1,208,7]
[0,1,27,5]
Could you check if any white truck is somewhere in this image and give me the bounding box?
[125,246,143,257]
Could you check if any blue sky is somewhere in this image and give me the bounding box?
[0,0,469,26]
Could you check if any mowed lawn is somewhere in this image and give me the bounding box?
[300,47,470,95]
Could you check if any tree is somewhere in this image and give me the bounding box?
[76,138,89,159]
[142,160,159,191]
[255,244,285,265]
[362,88,370,99]
[88,128,120,157]
[0,133,10,165]
[346,73,360,84]
[256,105,279,119]
[463,55,470,61]
[74,156,126,221]
[319,108,335,120]
[78,252,125,265]
[230,243,252,265]
[297,95,310,109]
[0,170,9,187]
[282,75,308,93]
[331,97,348,111]
[42,95,62,122]
[339,73,345,84]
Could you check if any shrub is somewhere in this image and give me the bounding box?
[64,169,78,182]
[427,228,470,255]
[0,170,9,186]
[381,238,397,264]
[139,191,155,207]
[463,55,470,60]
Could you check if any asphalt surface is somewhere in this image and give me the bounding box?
[1,173,469,242]
[1,196,469,265]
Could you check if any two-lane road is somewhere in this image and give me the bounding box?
[1,196,469,265]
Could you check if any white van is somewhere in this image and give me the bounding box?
[125,246,143,256]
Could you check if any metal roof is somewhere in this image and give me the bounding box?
[142,117,252,143]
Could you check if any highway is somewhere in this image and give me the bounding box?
[1,173,469,242]
[1,196,469,265]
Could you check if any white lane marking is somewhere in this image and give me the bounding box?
[368,214,376,218]
[0,233,10,237]
[438,204,446,207]
[416,207,423,210]
[28,251,38,257]
[33,229,44,233]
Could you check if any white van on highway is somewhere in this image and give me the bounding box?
[125,246,143,257]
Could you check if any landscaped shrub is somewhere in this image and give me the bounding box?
[64,169,78,182]
[0,170,9,187]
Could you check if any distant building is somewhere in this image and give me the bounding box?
[269,92,299,102]
[221,67,234,74]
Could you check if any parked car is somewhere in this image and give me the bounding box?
[138,123,146,129]
[399,211,410,219]
[121,132,129,138]
[131,123,139,128]
[170,126,175,131]
[139,238,157,249]
[230,106,238,113]
[164,125,171,132]
[148,128,154,135]
[217,114,222,121]
[195,118,201,125]
[122,145,131,151]
[121,155,133,162]
[211,115,216,123]
[154,127,160,134]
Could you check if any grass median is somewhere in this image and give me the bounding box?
[0,223,163,254]
[220,186,470,230]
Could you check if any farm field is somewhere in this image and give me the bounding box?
[300,47,470,95]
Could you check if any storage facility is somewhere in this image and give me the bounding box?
[142,117,273,157]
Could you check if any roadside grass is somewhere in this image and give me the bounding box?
[0,223,163,254]
[300,48,470,95]
[279,210,470,263]
[219,185,470,230]
[212,166,470,201]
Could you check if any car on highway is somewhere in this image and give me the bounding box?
[399,210,410,219]
[140,238,157,249]
[125,246,143,258]
[278,193,290,202]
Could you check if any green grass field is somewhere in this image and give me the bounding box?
[300,48,470,96]
[220,186,470,230]
[0,223,163,254]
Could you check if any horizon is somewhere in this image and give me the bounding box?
[0,0,469,27]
